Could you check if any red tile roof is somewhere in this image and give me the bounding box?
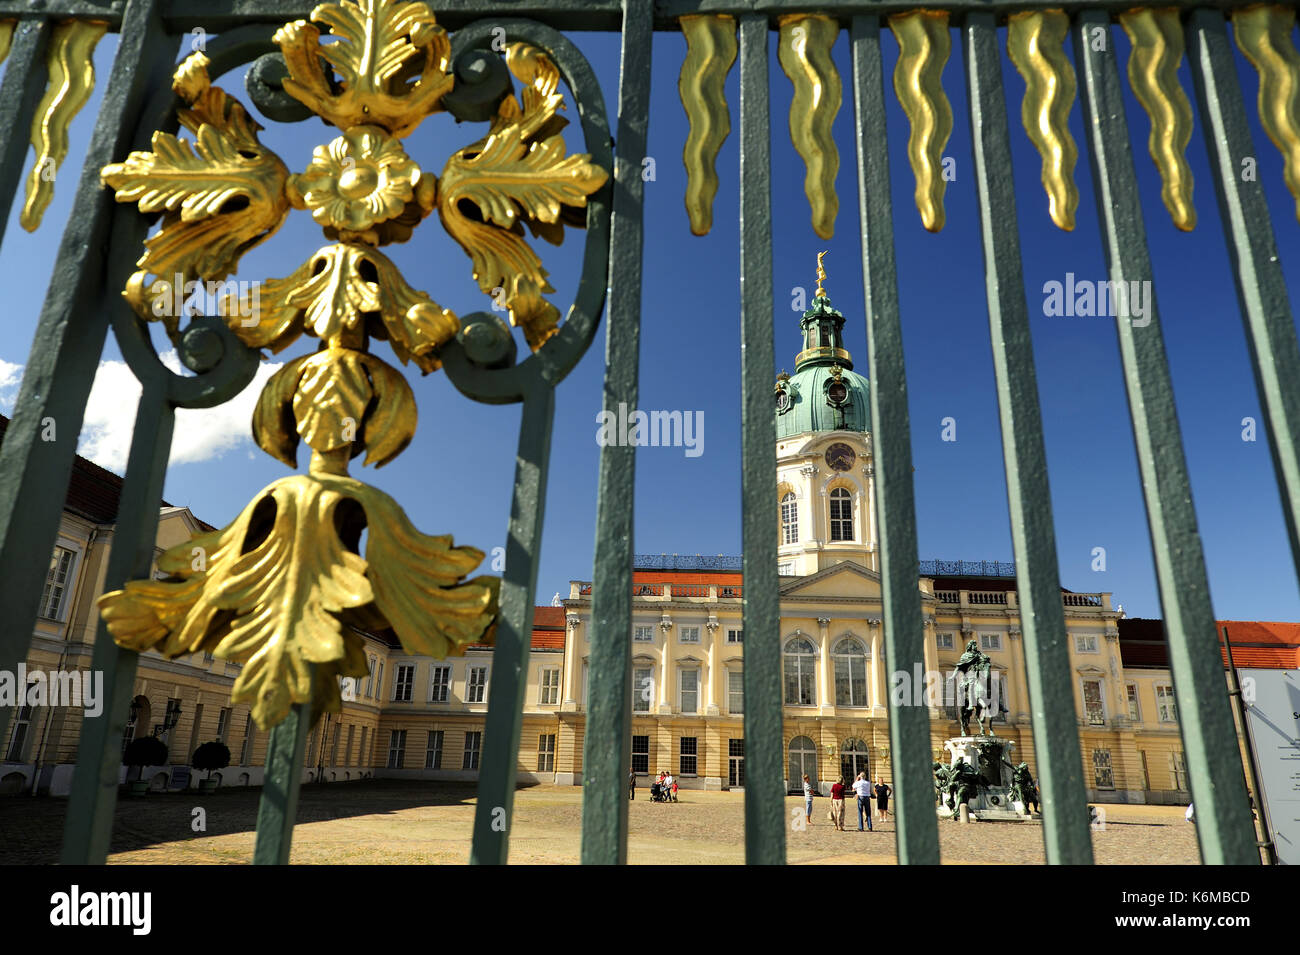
[631,570,744,585]
[1119,618,1300,670]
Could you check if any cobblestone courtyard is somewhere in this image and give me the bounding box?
[0,781,1204,864]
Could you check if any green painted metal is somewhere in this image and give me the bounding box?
[961,12,1093,864]
[580,0,652,866]
[850,13,939,865]
[0,18,50,248]
[1075,10,1257,865]
[0,0,176,706]
[1187,10,1300,590]
[253,693,313,865]
[738,12,785,866]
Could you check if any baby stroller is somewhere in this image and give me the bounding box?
[649,781,669,803]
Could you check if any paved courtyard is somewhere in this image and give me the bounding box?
[0,781,1202,865]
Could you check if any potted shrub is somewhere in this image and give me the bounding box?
[192,740,231,792]
[123,736,169,795]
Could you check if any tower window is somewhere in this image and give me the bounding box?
[829,487,853,541]
[780,492,798,544]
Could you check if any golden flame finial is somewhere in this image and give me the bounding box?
[815,250,829,297]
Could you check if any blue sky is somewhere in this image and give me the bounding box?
[1,20,1298,622]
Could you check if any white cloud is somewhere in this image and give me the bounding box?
[0,351,282,473]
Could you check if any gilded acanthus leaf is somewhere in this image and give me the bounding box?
[438,43,608,351]
[229,243,458,371]
[777,14,841,240]
[678,14,737,237]
[1232,4,1300,222]
[889,10,953,232]
[275,0,453,137]
[253,346,416,468]
[99,474,499,729]
[101,54,290,287]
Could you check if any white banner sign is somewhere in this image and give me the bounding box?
[1241,668,1300,865]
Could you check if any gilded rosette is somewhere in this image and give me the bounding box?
[1119,8,1196,231]
[778,14,841,240]
[678,14,737,236]
[889,10,953,232]
[1232,4,1300,221]
[98,473,499,729]
[1007,10,1079,231]
[21,20,107,232]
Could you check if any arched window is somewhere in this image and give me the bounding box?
[833,636,869,706]
[840,737,869,783]
[783,637,817,705]
[780,492,798,544]
[788,735,818,791]
[829,487,853,541]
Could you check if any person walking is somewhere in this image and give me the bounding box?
[802,774,815,825]
[665,771,677,803]
[829,777,847,830]
[874,778,892,822]
[852,771,874,831]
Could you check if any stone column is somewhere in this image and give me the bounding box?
[562,615,581,710]
[864,461,877,571]
[705,618,720,715]
[1006,627,1025,721]
[817,617,833,713]
[869,618,886,714]
[924,618,941,717]
[658,614,673,714]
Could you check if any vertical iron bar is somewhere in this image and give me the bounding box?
[581,0,652,866]
[962,12,1093,863]
[1187,9,1300,589]
[252,694,313,865]
[850,13,939,864]
[738,12,784,865]
[1074,9,1257,864]
[0,0,174,683]
[1222,625,1274,864]
[0,18,50,248]
[60,384,173,864]
[470,385,555,864]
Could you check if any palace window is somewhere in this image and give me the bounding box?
[980,633,1002,651]
[679,669,699,714]
[936,632,954,650]
[1126,684,1140,722]
[829,488,853,541]
[537,734,556,773]
[833,637,869,707]
[783,637,817,705]
[1083,680,1105,724]
[778,561,795,576]
[1169,751,1188,790]
[781,492,798,544]
[728,670,744,715]
[631,735,650,775]
[430,665,451,703]
[463,731,482,770]
[680,626,700,644]
[393,664,414,702]
[239,714,254,765]
[467,666,488,704]
[1156,684,1177,722]
[539,667,560,705]
[680,736,698,775]
[633,625,654,642]
[40,546,75,620]
[426,730,443,769]
[1074,633,1099,653]
[727,628,743,644]
[364,656,375,697]
[5,689,36,762]
[374,662,384,700]
[215,707,232,743]
[387,729,406,769]
[633,666,653,712]
[1093,749,1115,789]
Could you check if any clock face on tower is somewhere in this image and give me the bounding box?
[825,443,855,472]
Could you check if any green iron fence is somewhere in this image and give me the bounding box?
[0,0,1289,865]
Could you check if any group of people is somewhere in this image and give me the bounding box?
[805,772,891,831]
[629,770,679,803]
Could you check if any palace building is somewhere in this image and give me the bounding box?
[3,282,1292,804]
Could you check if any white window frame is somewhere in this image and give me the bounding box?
[979,633,1002,651]
[679,625,701,644]
[425,729,443,769]
[631,734,650,775]
[387,729,406,769]
[239,714,254,765]
[679,668,700,715]
[374,661,384,700]
[466,665,489,704]
[727,669,744,715]
[936,632,955,650]
[783,636,817,706]
[633,625,654,643]
[463,730,482,770]
[1126,683,1140,722]
[40,544,78,622]
[778,561,795,576]
[679,736,699,776]
[1073,633,1099,654]
[538,666,560,705]
[828,487,854,542]
[1156,684,1177,723]
[1092,748,1115,790]
[364,656,376,697]
[393,663,415,702]
[215,707,232,743]
[832,636,869,707]
[633,665,654,713]
[780,492,799,544]
[537,733,556,773]
[1082,678,1106,725]
[727,628,743,644]
[429,664,451,703]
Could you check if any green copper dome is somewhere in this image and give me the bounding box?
[774,293,870,438]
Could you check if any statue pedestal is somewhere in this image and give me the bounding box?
[937,736,1024,822]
